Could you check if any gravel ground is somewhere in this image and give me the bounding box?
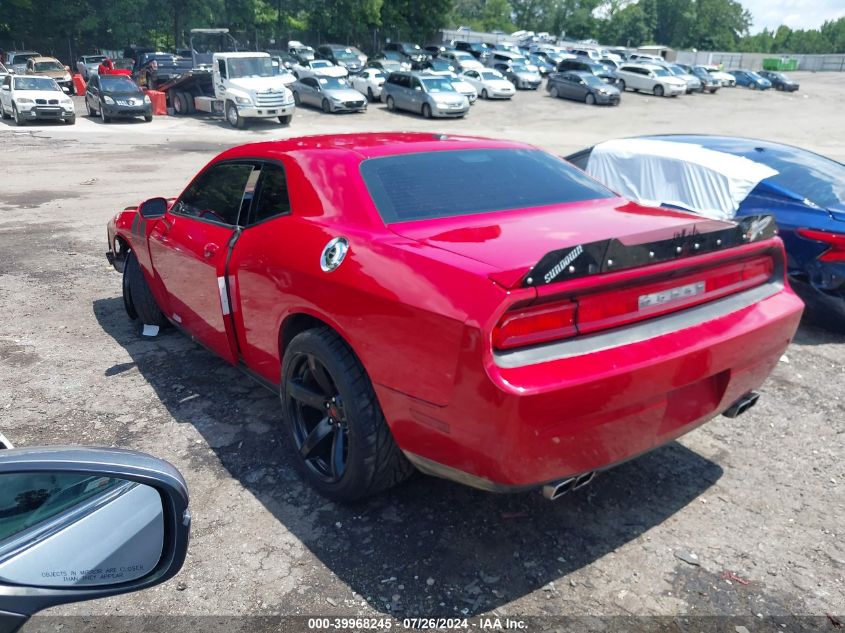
[1,71,843,631]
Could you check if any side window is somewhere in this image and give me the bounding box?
[3,75,10,88]
[410,77,421,90]
[218,58,227,78]
[176,163,257,226]
[249,164,291,225]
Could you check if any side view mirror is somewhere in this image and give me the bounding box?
[414,86,421,91]
[138,197,168,219]
[0,447,190,633]
[1,86,8,91]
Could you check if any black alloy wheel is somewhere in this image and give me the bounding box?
[287,352,349,483]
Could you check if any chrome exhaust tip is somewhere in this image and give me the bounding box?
[722,391,760,418]
[542,471,597,500]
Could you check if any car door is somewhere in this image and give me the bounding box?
[227,161,297,380]
[408,76,424,111]
[147,161,260,364]
[558,74,576,99]
[304,77,322,106]
[86,74,99,111]
[0,75,11,110]
[464,70,479,90]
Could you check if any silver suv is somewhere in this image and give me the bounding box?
[381,71,469,118]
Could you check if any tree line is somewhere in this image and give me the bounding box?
[1,0,844,62]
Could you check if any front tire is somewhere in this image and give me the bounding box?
[281,327,413,501]
[422,103,432,119]
[12,105,25,126]
[549,86,559,98]
[653,84,664,97]
[279,114,292,125]
[100,104,110,123]
[321,98,332,114]
[617,79,626,91]
[386,95,395,111]
[0,102,10,120]
[65,114,76,125]
[144,114,153,122]
[482,88,489,99]
[124,251,167,327]
[585,92,596,105]
[367,87,374,102]
[226,101,246,129]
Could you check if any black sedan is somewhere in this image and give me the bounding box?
[85,74,152,123]
[547,70,621,105]
[759,70,800,92]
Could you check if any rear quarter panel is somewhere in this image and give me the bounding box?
[228,149,508,406]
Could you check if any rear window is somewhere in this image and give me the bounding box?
[361,149,614,223]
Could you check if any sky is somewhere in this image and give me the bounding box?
[741,0,845,32]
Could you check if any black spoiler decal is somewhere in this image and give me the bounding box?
[522,214,777,287]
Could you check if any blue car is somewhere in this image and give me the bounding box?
[729,69,772,90]
[566,135,845,328]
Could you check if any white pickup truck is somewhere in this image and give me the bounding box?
[163,51,296,128]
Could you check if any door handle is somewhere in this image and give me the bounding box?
[203,243,220,258]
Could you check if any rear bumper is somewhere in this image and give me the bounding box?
[379,284,803,491]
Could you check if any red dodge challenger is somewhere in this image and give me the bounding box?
[106,133,803,501]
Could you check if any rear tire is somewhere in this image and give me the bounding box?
[280,327,413,502]
[617,79,626,91]
[367,87,374,102]
[124,251,167,327]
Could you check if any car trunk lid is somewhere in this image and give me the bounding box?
[388,197,741,288]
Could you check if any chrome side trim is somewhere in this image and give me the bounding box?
[495,281,783,369]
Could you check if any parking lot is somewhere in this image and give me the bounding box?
[2,71,843,629]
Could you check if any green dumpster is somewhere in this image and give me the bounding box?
[763,58,799,71]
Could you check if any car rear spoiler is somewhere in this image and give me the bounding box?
[521,214,777,287]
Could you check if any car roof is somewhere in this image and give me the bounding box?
[31,56,60,63]
[216,133,535,162]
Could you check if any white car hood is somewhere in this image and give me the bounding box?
[585,138,778,220]
[13,89,67,101]
[310,66,348,77]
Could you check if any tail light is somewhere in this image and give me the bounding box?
[797,228,845,263]
[493,254,775,351]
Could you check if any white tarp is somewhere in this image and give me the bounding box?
[585,138,779,221]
